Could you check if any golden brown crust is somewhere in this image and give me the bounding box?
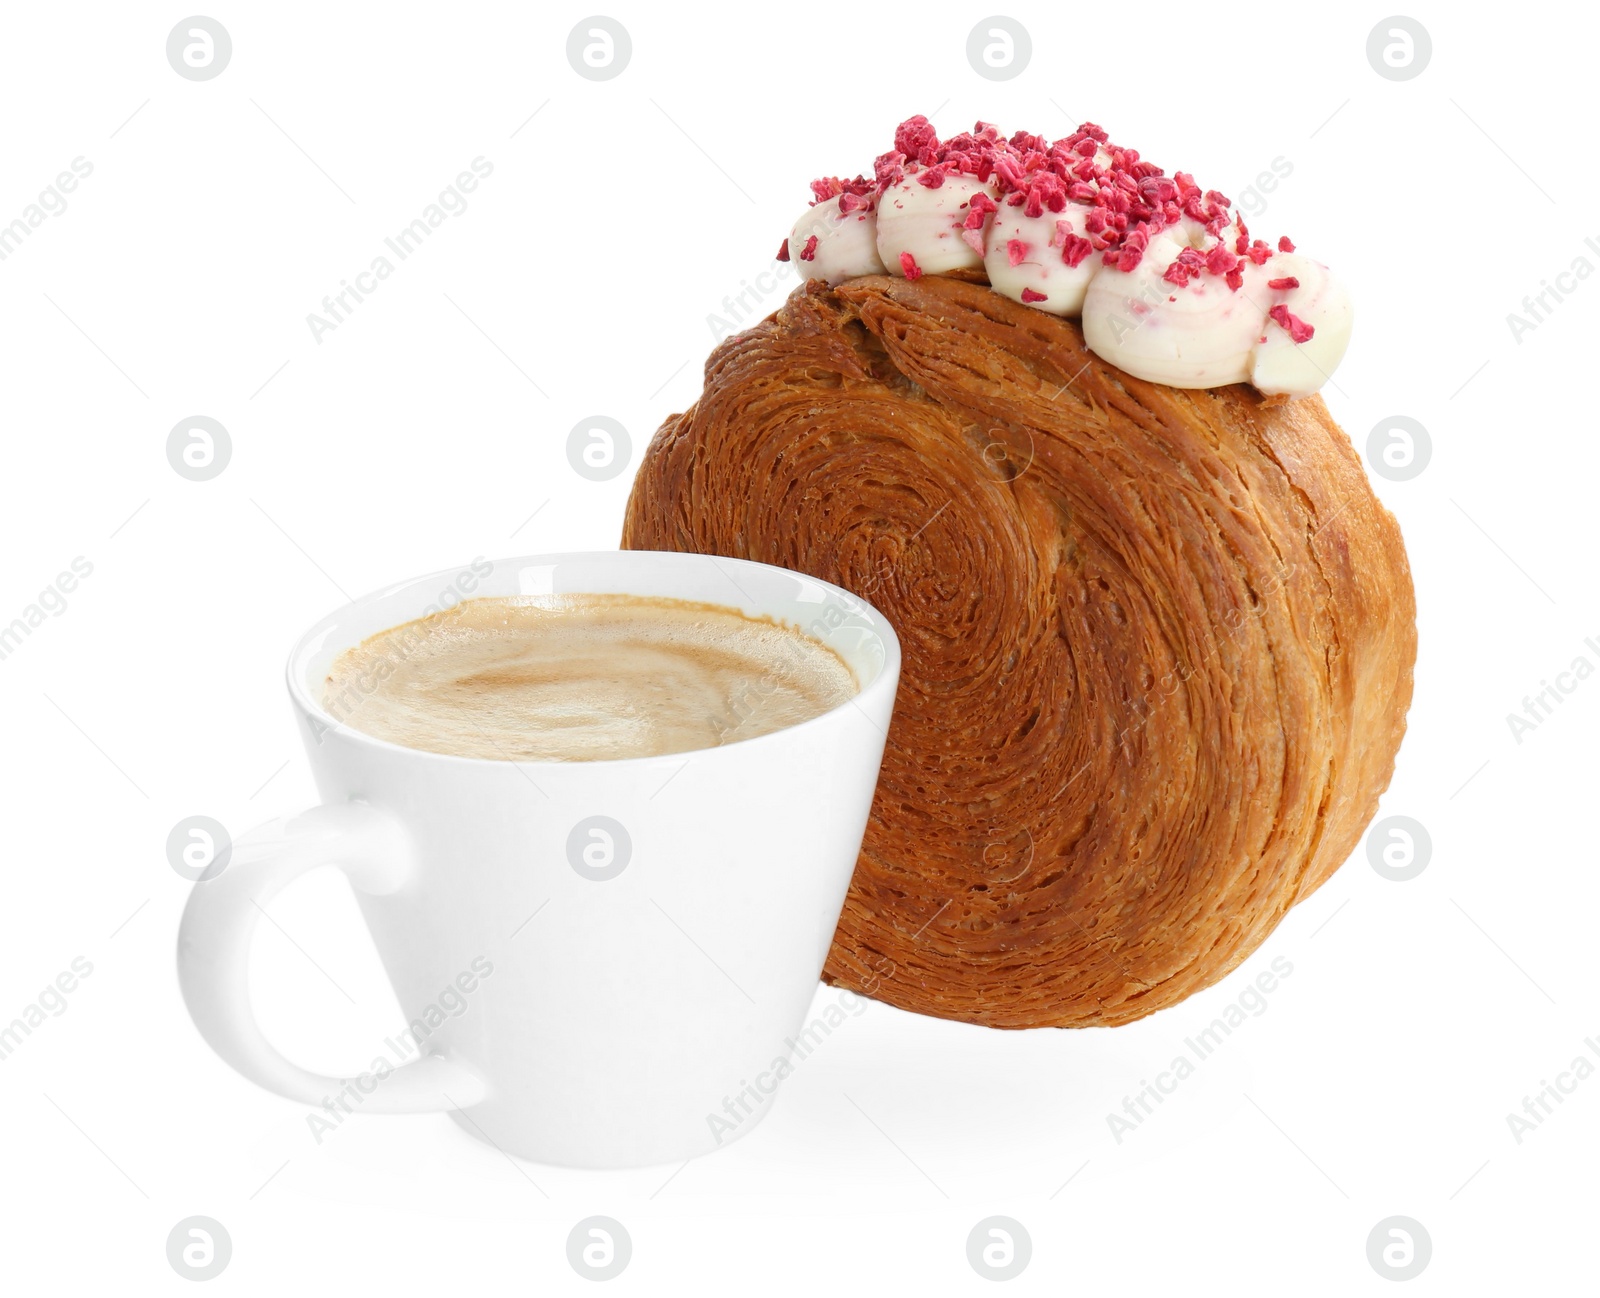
[623,275,1416,1028]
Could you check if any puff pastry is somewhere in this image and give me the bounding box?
[622,273,1415,1028]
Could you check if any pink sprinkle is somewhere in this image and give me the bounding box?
[776,239,790,262]
[1007,238,1028,267]
[800,235,818,262]
[1020,287,1048,303]
[1139,177,1178,204]
[1268,276,1300,290]
[1225,267,1243,292]
[1268,303,1315,343]
[895,115,941,164]
[1161,245,1203,287]
[1060,234,1093,268]
[916,166,948,189]
[961,227,986,256]
[899,251,923,280]
[967,192,999,225]
[1278,235,1295,252]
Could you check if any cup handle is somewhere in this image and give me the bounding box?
[177,801,488,1113]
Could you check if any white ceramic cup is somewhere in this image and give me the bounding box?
[176,551,899,1168]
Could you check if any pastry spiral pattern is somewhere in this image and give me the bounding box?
[623,274,1416,1028]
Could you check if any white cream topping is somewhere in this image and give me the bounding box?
[1249,255,1353,396]
[789,185,1350,398]
[874,171,996,276]
[983,205,1096,317]
[789,196,886,287]
[1082,222,1273,389]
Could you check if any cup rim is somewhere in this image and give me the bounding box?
[284,549,902,770]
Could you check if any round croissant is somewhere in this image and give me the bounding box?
[623,274,1416,1029]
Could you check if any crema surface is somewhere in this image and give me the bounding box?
[322,594,858,761]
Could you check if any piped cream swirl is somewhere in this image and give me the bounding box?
[788,159,1351,399]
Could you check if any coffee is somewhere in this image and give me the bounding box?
[322,594,859,762]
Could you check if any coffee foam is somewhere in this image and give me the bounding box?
[322,594,859,762]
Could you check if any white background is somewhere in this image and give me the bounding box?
[1,2,1595,1292]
